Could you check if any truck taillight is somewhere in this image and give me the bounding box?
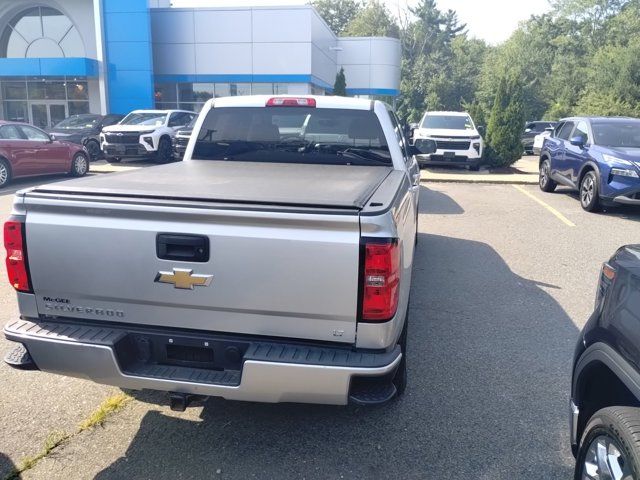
[266,97,316,107]
[4,219,31,293]
[361,239,400,322]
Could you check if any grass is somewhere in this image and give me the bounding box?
[79,393,131,431]
[3,392,132,480]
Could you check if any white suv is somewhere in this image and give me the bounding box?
[412,111,484,171]
[101,110,196,164]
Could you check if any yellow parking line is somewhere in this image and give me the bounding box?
[512,185,576,227]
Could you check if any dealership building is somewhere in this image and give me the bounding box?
[0,0,401,128]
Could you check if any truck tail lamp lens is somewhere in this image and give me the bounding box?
[4,219,31,293]
[361,240,400,322]
[266,97,316,107]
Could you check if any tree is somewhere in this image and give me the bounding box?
[312,0,362,35]
[485,76,526,167]
[333,67,347,96]
[344,1,399,38]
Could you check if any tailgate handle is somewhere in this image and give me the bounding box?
[156,234,209,262]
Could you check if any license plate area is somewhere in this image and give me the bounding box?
[443,151,456,160]
[115,145,126,154]
[115,332,249,373]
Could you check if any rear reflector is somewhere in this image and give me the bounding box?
[266,97,316,107]
[602,263,616,281]
[4,219,31,293]
[361,240,400,322]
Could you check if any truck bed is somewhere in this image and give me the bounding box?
[32,161,393,210]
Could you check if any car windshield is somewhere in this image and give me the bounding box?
[421,115,475,130]
[120,112,167,127]
[592,121,640,148]
[192,107,391,166]
[54,115,101,130]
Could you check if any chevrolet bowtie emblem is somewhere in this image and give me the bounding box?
[155,268,213,290]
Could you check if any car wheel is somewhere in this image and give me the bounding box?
[539,159,557,192]
[70,152,89,177]
[393,312,408,398]
[580,171,601,212]
[84,140,101,161]
[154,137,172,164]
[0,159,11,188]
[575,407,640,480]
[105,157,121,164]
[468,164,480,172]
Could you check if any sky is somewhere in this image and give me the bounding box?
[171,0,552,45]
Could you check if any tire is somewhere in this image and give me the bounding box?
[154,137,172,164]
[574,406,640,480]
[539,159,557,192]
[580,170,601,212]
[105,156,121,164]
[393,312,408,397]
[468,164,480,172]
[84,140,101,161]
[70,152,89,177]
[0,159,11,188]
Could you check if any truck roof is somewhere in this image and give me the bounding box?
[210,95,374,111]
[423,111,469,116]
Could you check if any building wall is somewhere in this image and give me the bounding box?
[101,0,154,113]
[337,37,401,96]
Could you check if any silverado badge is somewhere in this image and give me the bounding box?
[155,268,213,290]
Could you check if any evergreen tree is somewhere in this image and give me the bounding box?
[333,67,347,96]
[486,76,526,167]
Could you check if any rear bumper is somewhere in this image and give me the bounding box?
[4,319,401,406]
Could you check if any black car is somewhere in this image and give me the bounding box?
[48,114,124,160]
[172,127,192,160]
[571,245,640,479]
[521,121,557,154]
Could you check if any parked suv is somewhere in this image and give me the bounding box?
[101,110,196,164]
[571,245,640,479]
[521,121,556,155]
[539,117,640,212]
[412,111,484,171]
[48,114,124,160]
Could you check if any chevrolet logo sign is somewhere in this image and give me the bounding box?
[155,268,213,290]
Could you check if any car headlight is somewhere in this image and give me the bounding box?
[602,154,634,166]
[611,168,639,178]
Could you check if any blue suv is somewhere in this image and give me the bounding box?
[539,117,640,212]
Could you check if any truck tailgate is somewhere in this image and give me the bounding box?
[23,197,362,344]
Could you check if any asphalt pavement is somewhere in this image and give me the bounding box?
[1,177,639,479]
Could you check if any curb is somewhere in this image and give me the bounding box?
[420,177,538,185]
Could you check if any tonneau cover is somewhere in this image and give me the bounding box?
[32,161,393,209]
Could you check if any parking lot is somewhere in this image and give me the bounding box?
[0,172,638,479]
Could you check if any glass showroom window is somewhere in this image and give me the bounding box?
[0,7,85,58]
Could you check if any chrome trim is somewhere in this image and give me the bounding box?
[613,195,640,205]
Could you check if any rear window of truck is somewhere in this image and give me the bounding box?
[192,107,391,166]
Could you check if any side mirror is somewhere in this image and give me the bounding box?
[49,134,55,142]
[477,126,486,136]
[545,127,554,132]
[410,139,437,156]
[570,136,585,148]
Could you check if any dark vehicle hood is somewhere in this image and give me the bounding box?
[613,245,640,272]
[31,161,393,210]
[48,127,95,138]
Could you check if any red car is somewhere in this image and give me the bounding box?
[0,121,89,188]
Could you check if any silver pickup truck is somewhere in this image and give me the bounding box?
[3,95,424,409]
